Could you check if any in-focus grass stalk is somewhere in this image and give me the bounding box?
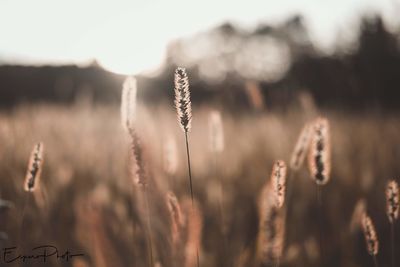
[174,67,199,267]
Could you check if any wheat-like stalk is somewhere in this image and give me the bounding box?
[120,79,154,267]
[166,191,184,246]
[361,213,379,267]
[271,160,287,209]
[386,180,399,223]
[386,179,399,267]
[174,67,192,133]
[19,142,45,245]
[208,110,224,153]
[290,123,312,171]
[257,185,285,266]
[163,135,178,177]
[350,198,367,233]
[308,118,331,185]
[129,129,147,187]
[174,67,199,267]
[121,76,137,133]
[23,142,44,192]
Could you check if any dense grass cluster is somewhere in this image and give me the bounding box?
[0,71,399,267]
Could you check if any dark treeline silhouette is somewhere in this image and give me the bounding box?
[0,63,125,107]
[0,14,399,111]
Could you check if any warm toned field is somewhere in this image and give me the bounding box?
[0,101,398,267]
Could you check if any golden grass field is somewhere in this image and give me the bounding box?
[0,99,399,267]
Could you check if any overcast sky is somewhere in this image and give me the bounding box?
[0,0,398,74]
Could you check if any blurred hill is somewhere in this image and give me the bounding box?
[1,14,400,111]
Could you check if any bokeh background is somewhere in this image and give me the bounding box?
[0,0,400,267]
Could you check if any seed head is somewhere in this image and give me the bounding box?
[163,136,178,176]
[166,191,184,245]
[361,213,379,256]
[386,180,399,223]
[24,142,44,192]
[270,160,287,208]
[257,185,285,264]
[290,123,312,170]
[121,76,137,132]
[174,68,192,133]
[208,110,224,153]
[308,118,331,185]
[129,129,147,187]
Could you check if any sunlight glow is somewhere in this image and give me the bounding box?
[0,0,397,75]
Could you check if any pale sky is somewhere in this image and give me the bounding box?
[0,0,398,74]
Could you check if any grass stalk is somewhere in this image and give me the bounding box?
[391,223,395,267]
[183,132,200,267]
[184,132,194,206]
[373,254,379,267]
[144,187,155,267]
[316,185,324,266]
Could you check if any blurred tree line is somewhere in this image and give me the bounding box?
[0,14,399,111]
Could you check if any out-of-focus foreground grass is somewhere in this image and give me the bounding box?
[0,102,398,267]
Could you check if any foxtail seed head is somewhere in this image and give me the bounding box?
[121,76,137,133]
[174,68,192,133]
[361,213,379,256]
[290,123,312,170]
[308,118,331,185]
[163,136,178,176]
[386,180,399,223]
[257,185,285,264]
[129,129,147,187]
[166,191,184,245]
[24,142,44,192]
[271,160,287,208]
[209,110,224,153]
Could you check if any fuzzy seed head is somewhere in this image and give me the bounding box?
[361,213,379,256]
[350,198,367,233]
[386,180,399,223]
[271,160,287,208]
[257,185,285,263]
[166,191,184,245]
[308,118,331,185]
[208,110,224,153]
[129,129,147,187]
[174,67,192,133]
[24,142,44,192]
[290,123,312,170]
[121,76,137,132]
[163,136,178,176]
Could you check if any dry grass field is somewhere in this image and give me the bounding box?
[0,94,399,267]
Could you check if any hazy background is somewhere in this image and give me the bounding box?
[0,0,400,110]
